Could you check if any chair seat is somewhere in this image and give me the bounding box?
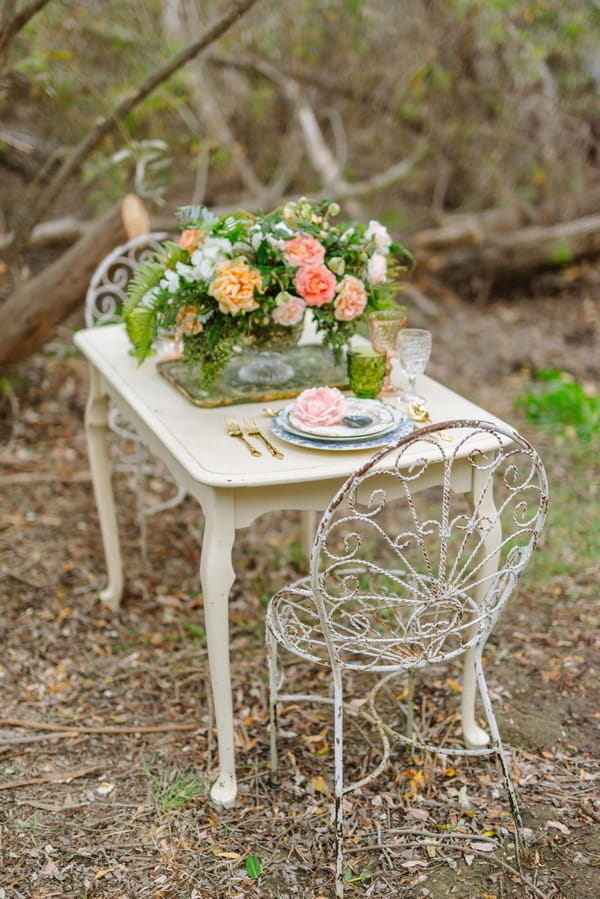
[268,567,486,672]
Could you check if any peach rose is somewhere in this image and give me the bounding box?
[271,292,306,326]
[208,259,263,315]
[294,264,336,307]
[178,229,202,252]
[334,274,367,321]
[175,306,203,335]
[292,387,347,427]
[283,234,325,267]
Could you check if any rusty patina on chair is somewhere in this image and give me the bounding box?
[266,419,548,897]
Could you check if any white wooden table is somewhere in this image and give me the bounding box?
[74,323,507,806]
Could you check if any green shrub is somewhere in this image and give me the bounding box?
[515,369,600,441]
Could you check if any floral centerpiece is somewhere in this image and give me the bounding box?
[123,197,413,389]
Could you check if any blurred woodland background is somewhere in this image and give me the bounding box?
[1,5,600,896]
[1,0,600,363]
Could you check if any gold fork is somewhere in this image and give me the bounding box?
[244,417,284,459]
[225,417,262,457]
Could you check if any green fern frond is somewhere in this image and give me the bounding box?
[123,260,165,316]
[124,305,157,363]
[122,242,185,317]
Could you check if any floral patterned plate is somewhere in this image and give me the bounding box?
[281,398,400,441]
[270,414,413,452]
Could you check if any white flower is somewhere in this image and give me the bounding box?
[273,221,295,237]
[175,261,196,283]
[188,236,232,281]
[367,252,387,285]
[160,269,181,291]
[365,220,392,252]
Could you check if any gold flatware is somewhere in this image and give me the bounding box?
[225,417,262,457]
[244,417,284,459]
[407,401,453,442]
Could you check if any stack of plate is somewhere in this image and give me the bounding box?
[269,398,413,451]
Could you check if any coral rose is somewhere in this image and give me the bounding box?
[175,306,203,335]
[208,259,263,315]
[294,265,336,307]
[334,274,367,321]
[178,229,202,252]
[283,234,326,267]
[272,292,306,326]
[292,387,347,428]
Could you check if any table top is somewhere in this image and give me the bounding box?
[74,323,507,491]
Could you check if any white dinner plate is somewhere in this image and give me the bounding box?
[270,414,413,452]
[280,398,399,441]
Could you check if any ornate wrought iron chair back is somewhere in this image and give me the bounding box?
[266,419,548,897]
[84,232,186,562]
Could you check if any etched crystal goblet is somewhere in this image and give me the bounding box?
[397,328,432,404]
[368,309,408,395]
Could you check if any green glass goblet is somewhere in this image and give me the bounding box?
[347,347,387,399]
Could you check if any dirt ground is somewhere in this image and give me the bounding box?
[0,271,599,898]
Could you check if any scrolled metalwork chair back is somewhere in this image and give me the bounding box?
[266,419,548,898]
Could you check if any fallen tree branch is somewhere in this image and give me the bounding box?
[0,717,199,735]
[0,193,149,365]
[411,211,600,287]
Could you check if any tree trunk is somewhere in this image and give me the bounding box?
[0,194,149,367]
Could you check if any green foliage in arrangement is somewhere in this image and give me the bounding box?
[515,369,600,442]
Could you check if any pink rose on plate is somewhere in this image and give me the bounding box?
[295,264,337,307]
[283,234,326,267]
[334,274,367,321]
[292,387,347,428]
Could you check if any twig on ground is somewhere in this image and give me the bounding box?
[0,717,199,735]
[0,764,106,791]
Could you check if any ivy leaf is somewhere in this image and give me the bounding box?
[244,855,261,879]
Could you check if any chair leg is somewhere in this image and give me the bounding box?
[333,671,345,898]
[266,626,280,786]
[473,649,524,853]
[134,442,148,562]
[406,669,415,740]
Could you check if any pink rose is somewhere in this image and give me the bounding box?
[294,265,337,307]
[334,274,367,321]
[271,293,306,325]
[292,387,347,427]
[283,234,325,267]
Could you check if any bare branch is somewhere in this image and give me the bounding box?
[0,0,53,57]
[4,0,262,262]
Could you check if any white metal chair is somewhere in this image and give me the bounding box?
[85,232,186,560]
[266,419,548,897]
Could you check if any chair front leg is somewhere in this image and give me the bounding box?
[333,670,345,899]
[266,625,280,786]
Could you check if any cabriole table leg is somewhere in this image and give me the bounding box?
[85,367,124,610]
[200,492,238,807]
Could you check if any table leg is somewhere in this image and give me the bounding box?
[200,492,238,807]
[461,465,502,749]
[85,367,124,610]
